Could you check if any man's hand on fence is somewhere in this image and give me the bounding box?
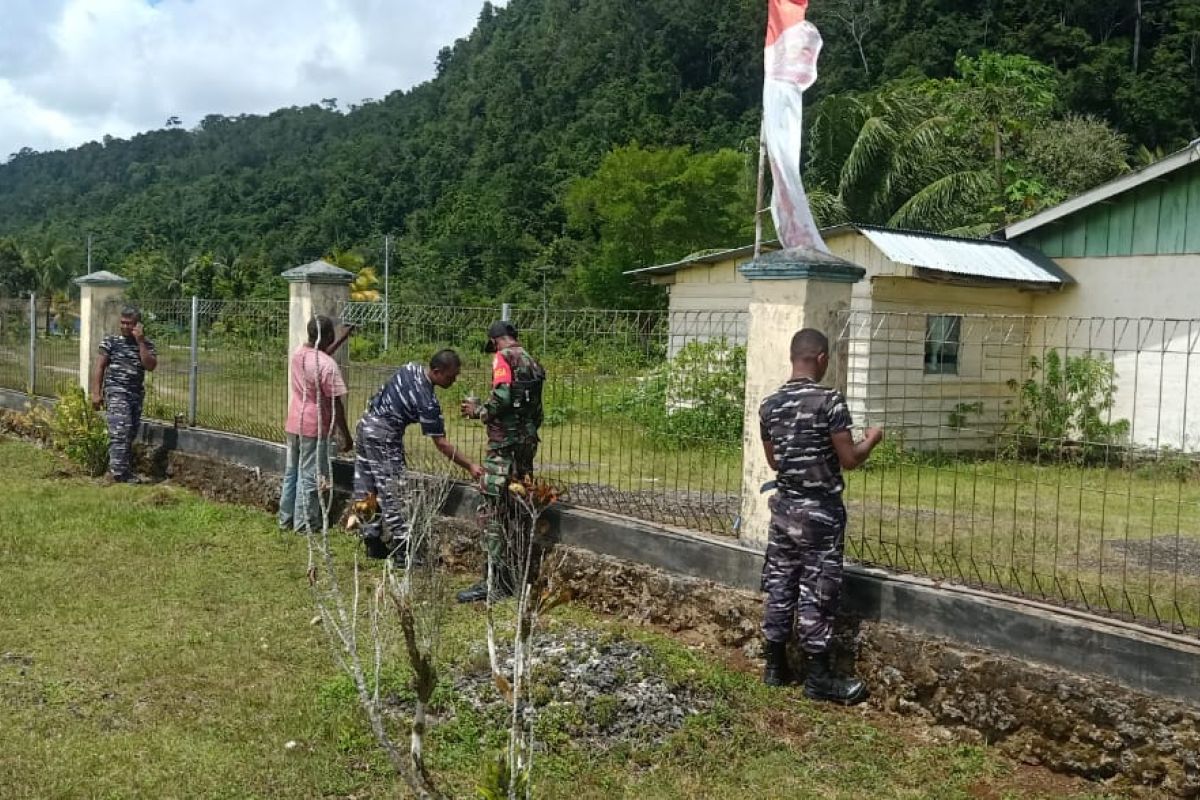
[468,463,485,481]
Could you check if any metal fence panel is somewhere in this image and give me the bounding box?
[136,298,290,441]
[33,298,80,399]
[836,309,1200,633]
[0,297,31,393]
[339,303,748,535]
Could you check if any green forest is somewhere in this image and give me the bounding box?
[0,0,1197,310]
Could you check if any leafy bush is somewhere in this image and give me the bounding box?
[51,386,110,476]
[617,338,746,449]
[1005,350,1129,463]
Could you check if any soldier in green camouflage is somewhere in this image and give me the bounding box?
[457,320,545,603]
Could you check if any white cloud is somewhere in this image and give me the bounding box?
[0,0,500,160]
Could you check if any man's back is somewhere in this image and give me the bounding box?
[286,345,346,437]
[364,362,446,440]
[759,377,851,498]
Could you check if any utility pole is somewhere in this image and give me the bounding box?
[86,234,92,273]
[383,233,391,352]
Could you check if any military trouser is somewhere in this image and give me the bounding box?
[352,417,409,550]
[104,390,142,480]
[478,441,538,588]
[761,493,847,654]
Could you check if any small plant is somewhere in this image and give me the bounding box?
[618,338,746,449]
[476,751,529,800]
[1005,350,1129,463]
[52,386,109,476]
[948,401,984,430]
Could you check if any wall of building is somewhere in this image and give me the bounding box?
[1030,255,1200,450]
[845,277,1038,451]
[1018,161,1200,258]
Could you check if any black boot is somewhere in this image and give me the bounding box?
[803,651,867,705]
[456,582,488,603]
[762,639,792,687]
[457,563,491,604]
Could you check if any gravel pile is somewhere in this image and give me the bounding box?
[450,626,711,748]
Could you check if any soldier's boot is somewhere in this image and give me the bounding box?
[456,563,490,604]
[456,564,514,603]
[803,651,867,705]
[762,639,792,687]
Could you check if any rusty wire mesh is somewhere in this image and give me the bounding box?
[836,309,1200,633]
[339,303,749,535]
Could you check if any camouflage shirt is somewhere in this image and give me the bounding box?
[99,334,156,398]
[481,345,544,451]
[363,362,447,440]
[759,378,852,498]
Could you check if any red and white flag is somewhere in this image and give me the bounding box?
[763,0,827,251]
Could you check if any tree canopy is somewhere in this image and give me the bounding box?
[0,0,1195,308]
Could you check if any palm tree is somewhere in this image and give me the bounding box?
[21,238,78,333]
[328,249,381,302]
[806,87,994,232]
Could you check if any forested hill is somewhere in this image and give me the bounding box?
[0,0,1197,308]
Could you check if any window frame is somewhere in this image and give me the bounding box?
[924,314,962,376]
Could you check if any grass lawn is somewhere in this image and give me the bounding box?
[0,438,1119,799]
[845,457,1200,630]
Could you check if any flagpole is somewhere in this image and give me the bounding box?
[753,121,767,259]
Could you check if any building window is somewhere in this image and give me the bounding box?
[925,315,961,375]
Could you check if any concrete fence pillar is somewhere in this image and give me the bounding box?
[74,270,130,394]
[281,260,355,397]
[737,248,866,547]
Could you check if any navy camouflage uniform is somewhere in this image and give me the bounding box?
[99,333,156,480]
[474,345,544,569]
[759,378,853,654]
[353,362,448,552]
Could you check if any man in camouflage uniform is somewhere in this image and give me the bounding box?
[758,328,883,704]
[457,320,545,603]
[90,306,158,483]
[354,349,482,563]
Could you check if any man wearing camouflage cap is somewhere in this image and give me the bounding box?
[458,320,545,603]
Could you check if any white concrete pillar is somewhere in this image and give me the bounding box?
[737,248,866,547]
[74,271,131,394]
[281,259,355,393]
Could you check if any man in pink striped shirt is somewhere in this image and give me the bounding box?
[279,315,353,533]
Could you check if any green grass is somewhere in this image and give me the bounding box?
[845,455,1200,628]
[0,438,1119,799]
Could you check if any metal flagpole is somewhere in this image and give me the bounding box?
[753,121,768,259]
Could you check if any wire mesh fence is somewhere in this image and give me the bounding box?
[133,298,290,441]
[0,295,79,398]
[836,309,1200,633]
[0,297,32,393]
[33,311,80,399]
[338,302,749,535]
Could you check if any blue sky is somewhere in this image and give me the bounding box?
[0,0,502,161]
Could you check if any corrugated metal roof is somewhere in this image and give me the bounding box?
[859,227,1069,284]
